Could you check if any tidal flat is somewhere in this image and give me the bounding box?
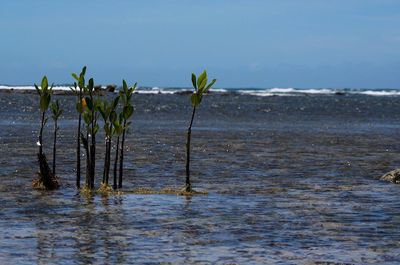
[1,91,400,264]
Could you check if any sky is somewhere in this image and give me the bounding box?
[0,0,399,88]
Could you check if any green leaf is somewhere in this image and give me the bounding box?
[110,111,117,123]
[69,86,77,93]
[81,66,87,76]
[191,92,201,107]
[88,78,94,92]
[40,96,46,111]
[41,76,48,91]
[71,73,79,81]
[122,79,128,92]
[83,112,91,125]
[204,79,216,93]
[34,84,41,96]
[197,71,207,89]
[112,96,120,109]
[45,94,51,109]
[78,75,85,89]
[123,105,134,120]
[85,96,93,110]
[191,73,197,90]
[199,77,207,92]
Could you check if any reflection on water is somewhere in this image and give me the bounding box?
[1,92,400,264]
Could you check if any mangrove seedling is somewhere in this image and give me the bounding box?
[99,95,120,186]
[184,71,216,192]
[71,66,87,189]
[118,80,136,189]
[81,78,100,189]
[34,76,59,190]
[50,99,63,176]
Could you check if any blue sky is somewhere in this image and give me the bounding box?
[0,0,399,88]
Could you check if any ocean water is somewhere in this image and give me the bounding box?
[1,89,400,264]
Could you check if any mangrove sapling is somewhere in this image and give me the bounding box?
[71,66,87,189]
[50,99,63,176]
[184,71,216,192]
[99,95,120,186]
[34,76,59,190]
[81,78,100,189]
[118,80,136,189]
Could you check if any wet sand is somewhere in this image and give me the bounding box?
[1,91,400,264]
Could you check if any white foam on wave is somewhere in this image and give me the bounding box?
[0,85,72,91]
[136,87,176,94]
[356,90,400,96]
[1,85,400,97]
[237,90,292,97]
[238,88,334,96]
[268,88,296,93]
[294,88,335,94]
[211,88,228,93]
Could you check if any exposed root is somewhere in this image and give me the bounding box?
[34,153,59,190]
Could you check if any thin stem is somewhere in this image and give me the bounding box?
[113,136,120,190]
[102,136,109,183]
[185,107,196,192]
[86,130,90,187]
[39,111,45,156]
[105,124,113,185]
[89,92,96,189]
[118,120,127,189]
[52,120,57,175]
[76,89,82,189]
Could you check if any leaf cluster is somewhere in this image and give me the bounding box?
[50,100,63,121]
[35,76,53,112]
[190,71,216,107]
[99,96,120,137]
[120,80,136,120]
[71,67,88,114]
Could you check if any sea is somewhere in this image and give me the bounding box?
[1,86,400,264]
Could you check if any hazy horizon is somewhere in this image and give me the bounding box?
[1,0,400,88]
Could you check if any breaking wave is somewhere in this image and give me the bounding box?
[0,85,400,97]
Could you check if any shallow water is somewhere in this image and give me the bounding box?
[1,91,400,264]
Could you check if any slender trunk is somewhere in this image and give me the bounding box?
[105,124,113,185]
[86,130,90,187]
[118,120,127,189]
[76,89,82,189]
[76,113,81,188]
[90,135,96,189]
[89,97,97,189]
[102,137,109,184]
[113,136,120,190]
[39,111,45,156]
[185,107,196,192]
[52,120,57,176]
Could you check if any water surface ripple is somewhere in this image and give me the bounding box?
[1,92,400,264]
